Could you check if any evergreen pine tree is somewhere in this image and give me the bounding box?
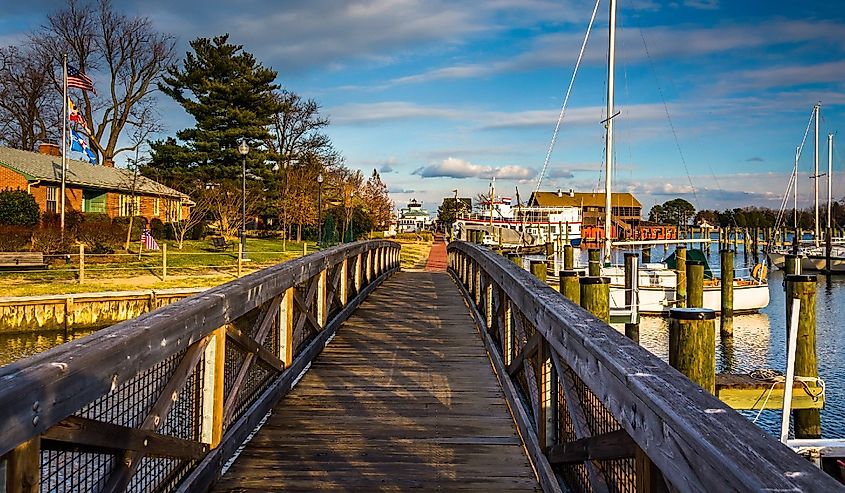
[148,34,279,184]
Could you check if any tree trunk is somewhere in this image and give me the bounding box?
[297,223,302,242]
[125,216,134,251]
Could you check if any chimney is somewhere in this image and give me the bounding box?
[569,189,574,197]
[38,143,61,157]
[557,188,563,197]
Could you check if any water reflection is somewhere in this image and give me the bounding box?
[591,243,845,439]
[0,328,95,366]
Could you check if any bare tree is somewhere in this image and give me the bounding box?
[34,0,175,166]
[0,46,60,150]
[205,184,260,239]
[170,191,210,249]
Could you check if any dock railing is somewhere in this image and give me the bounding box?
[448,241,842,492]
[0,240,400,492]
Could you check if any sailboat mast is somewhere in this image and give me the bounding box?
[794,146,799,230]
[828,132,833,231]
[813,102,820,245]
[603,0,617,264]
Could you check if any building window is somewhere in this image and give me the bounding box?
[46,186,58,213]
[153,198,160,217]
[167,199,182,222]
[119,194,140,216]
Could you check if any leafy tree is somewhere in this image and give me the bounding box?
[437,197,471,225]
[35,0,175,166]
[361,169,393,232]
[648,204,663,223]
[651,198,695,225]
[149,34,279,183]
[0,189,40,227]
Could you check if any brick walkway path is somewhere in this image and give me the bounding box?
[424,234,448,272]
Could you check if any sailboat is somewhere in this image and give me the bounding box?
[768,111,843,273]
[591,0,769,315]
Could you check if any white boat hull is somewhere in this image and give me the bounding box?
[602,264,769,315]
[609,283,770,315]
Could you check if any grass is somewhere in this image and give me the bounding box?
[1,236,435,297]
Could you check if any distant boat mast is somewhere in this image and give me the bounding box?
[603,0,617,264]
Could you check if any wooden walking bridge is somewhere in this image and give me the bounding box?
[1,239,841,492]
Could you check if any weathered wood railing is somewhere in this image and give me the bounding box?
[448,241,842,492]
[0,240,400,492]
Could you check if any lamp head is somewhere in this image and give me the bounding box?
[317,173,324,184]
[238,140,249,156]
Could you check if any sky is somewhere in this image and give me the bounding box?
[2,0,844,215]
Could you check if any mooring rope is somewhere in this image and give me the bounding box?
[748,368,826,423]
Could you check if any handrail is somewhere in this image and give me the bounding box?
[0,240,400,492]
[447,241,842,492]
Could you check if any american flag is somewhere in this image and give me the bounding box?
[141,229,159,251]
[67,65,96,93]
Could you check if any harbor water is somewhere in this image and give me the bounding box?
[2,241,842,441]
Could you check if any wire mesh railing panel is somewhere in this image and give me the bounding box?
[78,350,183,428]
[41,449,115,493]
[231,361,275,424]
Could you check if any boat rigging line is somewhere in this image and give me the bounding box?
[533,0,601,195]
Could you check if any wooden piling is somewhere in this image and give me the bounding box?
[530,259,547,283]
[559,270,580,305]
[720,249,734,337]
[588,248,601,276]
[784,253,800,276]
[563,245,574,271]
[624,252,639,343]
[825,227,832,274]
[785,274,820,439]
[669,308,716,394]
[686,260,705,308]
[675,245,687,308]
[508,253,522,267]
[580,276,610,323]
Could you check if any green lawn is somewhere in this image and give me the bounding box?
[1,237,434,297]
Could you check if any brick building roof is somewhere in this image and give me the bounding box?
[528,191,641,208]
[0,146,190,201]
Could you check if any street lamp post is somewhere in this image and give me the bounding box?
[317,173,324,247]
[238,140,250,260]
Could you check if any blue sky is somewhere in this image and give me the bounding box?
[2,0,844,214]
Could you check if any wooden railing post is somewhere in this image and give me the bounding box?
[355,253,363,294]
[317,269,327,328]
[201,327,226,448]
[538,340,557,450]
[279,287,295,366]
[485,276,494,329]
[503,298,514,366]
[5,437,40,493]
[339,258,349,306]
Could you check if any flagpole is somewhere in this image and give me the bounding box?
[61,53,68,235]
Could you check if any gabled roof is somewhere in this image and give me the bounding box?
[529,191,641,208]
[0,146,190,201]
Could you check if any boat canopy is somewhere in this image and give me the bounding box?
[664,248,715,279]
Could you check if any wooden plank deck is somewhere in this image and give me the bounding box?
[213,271,540,492]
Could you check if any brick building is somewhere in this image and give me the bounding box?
[0,146,191,222]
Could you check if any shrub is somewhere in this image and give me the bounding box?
[0,189,40,227]
[0,225,32,251]
[150,218,165,238]
[32,226,74,254]
[77,221,125,254]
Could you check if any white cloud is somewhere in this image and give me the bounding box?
[413,157,536,180]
